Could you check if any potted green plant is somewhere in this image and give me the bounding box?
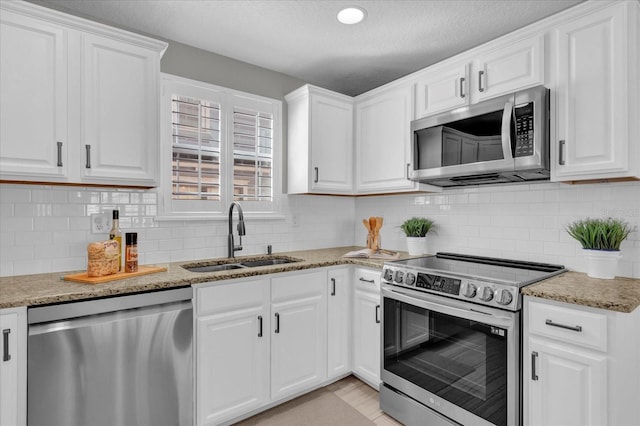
[400,217,434,255]
[566,217,632,279]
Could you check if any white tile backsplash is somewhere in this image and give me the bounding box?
[0,181,638,278]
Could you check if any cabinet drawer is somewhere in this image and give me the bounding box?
[353,268,380,292]
[528,300,607,351]
[196,278,269,316]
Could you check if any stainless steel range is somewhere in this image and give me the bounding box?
[380,252,565,426]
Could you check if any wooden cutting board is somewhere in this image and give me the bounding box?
[63,265,167,284]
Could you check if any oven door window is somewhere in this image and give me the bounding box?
[383,298,507,426]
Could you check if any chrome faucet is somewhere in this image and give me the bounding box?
[228,202,246,258]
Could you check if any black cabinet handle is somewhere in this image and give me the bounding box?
[459,77,466,99]
[375,305,380,324]
[558,140,566,165]
[331,278,336,296]
[531,351,539,381]
[258,315,263,337]
[56,142,63,167]
[478,70,485,92]
[545,319,582,332]
[359,277,375,284]
[2,329,10,362]
[314,167,319,183]
[85,144,91,169]
[275,313,280,334]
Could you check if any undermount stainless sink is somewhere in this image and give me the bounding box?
[239,258,299,268]
[183,257,301,273]
[183,263,245,273]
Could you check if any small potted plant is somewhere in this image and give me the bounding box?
[566,217,632,279]
[400,217,434,255]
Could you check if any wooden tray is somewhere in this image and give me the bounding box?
[63,265,167,284]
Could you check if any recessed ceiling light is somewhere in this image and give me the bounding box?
[337,6,366,25]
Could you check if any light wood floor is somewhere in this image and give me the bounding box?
[324,376,403,426]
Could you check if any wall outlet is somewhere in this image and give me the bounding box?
[91,213,112,234]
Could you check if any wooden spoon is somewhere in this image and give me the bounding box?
[369,217,376,232]
[362,218,370,232]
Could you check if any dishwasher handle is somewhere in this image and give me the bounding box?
[28,286,193,325]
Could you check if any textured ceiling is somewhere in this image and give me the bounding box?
[30,0,583,96]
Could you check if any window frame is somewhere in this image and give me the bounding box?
[157,73,283,221]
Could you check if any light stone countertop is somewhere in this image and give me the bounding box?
[0,246,399,309]
[1,247,639,313]
[521,271,640,313]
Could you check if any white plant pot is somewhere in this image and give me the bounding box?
[406,237,427,255]
[583,249,621,279]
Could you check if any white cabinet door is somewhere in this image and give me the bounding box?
[352,288,381,388]
[414,62,469,118]
[0,307,27,426]
[352,268,381,388]
[527,337,607,426]
[80,33,160,186]
[475,35,544,102]
[196,279,270,426]
[310,92,353,193]
[0,10,69,181]
[355,84,428,194]
[552,2,638,181]
[271,270,327,400]
[286,85,353,195]
[327,267,351,379]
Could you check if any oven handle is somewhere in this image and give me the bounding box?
[382,286,515,326]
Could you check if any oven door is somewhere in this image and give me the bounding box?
[381,286,519,426]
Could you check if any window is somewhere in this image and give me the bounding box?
[159,75,282,219]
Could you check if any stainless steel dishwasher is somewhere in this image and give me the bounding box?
[27,287,193,426]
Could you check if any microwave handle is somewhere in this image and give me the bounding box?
[501,101,514,161]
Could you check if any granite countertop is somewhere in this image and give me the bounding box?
[0,246,400,309]
[2,247,639,313]
[521,271,640,313]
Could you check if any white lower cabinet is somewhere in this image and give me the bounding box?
[327,267,352,379]
[196,278,271,426]
[195,269,328,425]
[527,337,606,426]
[0,307,27,426]
[270,271,327,400]
[523,296,640,426]
[351,267,381,388]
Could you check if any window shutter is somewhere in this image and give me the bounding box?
[171,95,221,200]
[232,106,273,202]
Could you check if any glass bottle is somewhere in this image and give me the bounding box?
[125,232,138,273]
[109,210,122,271]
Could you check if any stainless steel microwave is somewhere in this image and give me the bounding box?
[409,86,550,187]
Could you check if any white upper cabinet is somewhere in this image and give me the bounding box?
[474,35,544,102]
[355,83,435,194]
[0,1,166,187]
[0,8,69,181]
[415,61,469,117]
[80,33,161,185]
[286,85,354,194]
[414,34,544,118]
[551,1,640,182]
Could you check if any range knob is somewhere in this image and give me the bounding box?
[463,283,477,298]
[479,287,494,302]
[405,272,416,286]
[394,270,404,283]
[383,269,394,281]
[496,289,514,306]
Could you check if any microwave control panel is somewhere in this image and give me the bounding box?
[514,101,534,157]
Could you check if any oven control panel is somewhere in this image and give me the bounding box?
[382,266,519,310]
